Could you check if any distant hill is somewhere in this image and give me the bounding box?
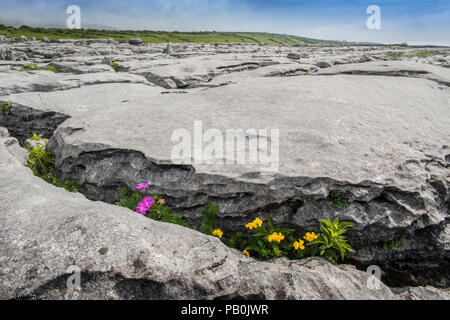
[34,23,120,31]
[0,24,349,45]
[0,18,119,30]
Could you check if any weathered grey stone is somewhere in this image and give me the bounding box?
[0,126,8,137]
[47,61,113,74]
[132,53,283,88]
[129,38,144,45]
[0,49,28,61]
[317,60,450,86]
[315,60,333,68]
[1,83,164,120]
[145,73,178,89]
[204,63,318,87]
[1,135,28,165]
[163,43,172,54]
[287,53,301,60]
[392,286,450,300]
[101,57,112,66]
[0,71,151,95]
[0,101,70,142]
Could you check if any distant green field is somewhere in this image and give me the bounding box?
[0,24,344,45]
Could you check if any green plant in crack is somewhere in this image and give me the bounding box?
[200,203,219,235]
[228,232,243,249]
[26,145,79,192]
[117,183,357,263]
[20,63,40,71]
[20,63,58,73]
[148,194,191,228]
[43,65,58,73]
[1,100,12,118]
[243,216,295,260]
[309,218,355,263]
[116,187,144,211]
[111,61,122,73]
[330,191,349,209]
[30,133,43,141]
[379,238,405,250]
[116,186,191,228]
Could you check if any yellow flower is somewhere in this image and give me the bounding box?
[245,222,256,230]
[43,139,49,143]
[245,218,263,230]
[242,250,250,257]
[212,229,223,239]
[304,232,319,242]
[157,199,165,206]
[293,239,305,251]
[268,232,285,243]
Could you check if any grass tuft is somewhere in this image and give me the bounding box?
[26,142,79,192]
[330,191,350,209]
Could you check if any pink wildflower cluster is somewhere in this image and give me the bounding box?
[135,182,154,215]
[136,197,155,215]
[136,182,149,190]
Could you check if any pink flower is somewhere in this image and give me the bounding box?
[136,203,148,215]
[142,197,155,208]
[135,197,155,215]
[136,182,149,190]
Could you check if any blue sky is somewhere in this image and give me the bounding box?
[0,0,449,45]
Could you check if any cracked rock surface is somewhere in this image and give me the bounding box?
[2,134,450,300]
[1,38,449,295]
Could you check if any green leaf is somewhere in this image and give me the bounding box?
[200,203,219,235]
[268,216,274,231]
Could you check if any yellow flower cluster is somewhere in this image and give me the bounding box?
[268,232,285,243]
[245,218,263,230]
[212,229,223,239]
[242,250,250,257]
[43,139,49,143]
[304,232,319,242]
[293,239,305,251]
[157,199,165,206]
